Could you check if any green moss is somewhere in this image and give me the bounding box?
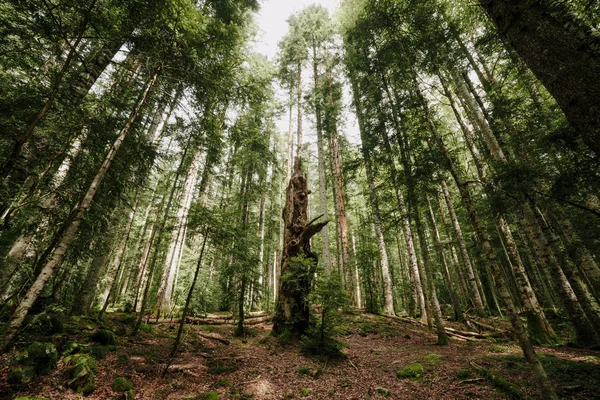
[90,329,117,345]
[89,343,116,360]
[7,366,36,384]
[14,397,49,400]
[423,353,441,365]
[61,341,80,356]
[376,387,391,397]
[300,388,311,397]
[64,354,97,395]
[396,362,425,379]
[112,376,134,392]
[298,366,311,376]
[202,392,219,400]
[20,342,58,375]
[206,357,238,374]
[124,389,136,399]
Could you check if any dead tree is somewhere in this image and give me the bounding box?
[272,157,328,337]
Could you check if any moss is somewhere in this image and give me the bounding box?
[89,343,116,360]
[61,341,80,356]
[112,376,134,392]
[423,353,441,365]
[14,397,49,400]
[202,392,219,400]
[65,354,97,395]
[206,357,238,374]
[298,366,311,376]
[396,362,425,379]
[20,342,58,375]
[376,387,391,397]
[90,329,117,345]
[300,387,311,397]
[118,353,130,363]
[7,366,36,384]
[470,363,525,399]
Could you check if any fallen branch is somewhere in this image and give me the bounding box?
[198,332,230,345]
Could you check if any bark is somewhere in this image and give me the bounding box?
[441,180,485,314]
[133,130,193,335]
[415,208,448,345]
[479,0,600,156]
[427,195,463,322]
[72,39,122,98]
[350,80,395,316]
[312,54,332,273]
[156,151,202,315]
[165,226,209,373]
[518,201,600,346]
[1,66,160,351]
[498,217,558,344]
[272,157,328,337]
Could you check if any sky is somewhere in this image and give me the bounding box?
[252,0,342,60]
[251,0,361,147]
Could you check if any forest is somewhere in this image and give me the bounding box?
[0,0,599,398]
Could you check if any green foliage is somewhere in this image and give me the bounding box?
[300,271,348,357]
[201,393,219,400]
[300,387,311,397]
[19,342,58,375]
[112,377,134,392]
[90,329,117,345]
[396,363,425,380]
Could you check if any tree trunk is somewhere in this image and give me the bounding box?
[272,157,328,337]
[479,0,600,156]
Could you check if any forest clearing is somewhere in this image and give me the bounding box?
[1,0,599,399]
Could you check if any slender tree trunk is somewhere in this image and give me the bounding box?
[498,217,558,344]
[1,67,160,351]
[427,195,462,322]
[440,180,485,315]
[165,227,209,372]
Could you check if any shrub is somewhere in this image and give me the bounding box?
[300,271,348,357]
[7,367,36,384]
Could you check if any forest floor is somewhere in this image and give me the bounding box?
[2,311,600,399]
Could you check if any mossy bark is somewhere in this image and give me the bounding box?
[272,157,328,338]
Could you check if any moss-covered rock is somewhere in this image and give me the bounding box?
[19,342,58,375]
[61,341,80,356]
[123,389,136,399]
[112,376,134,392]
[64,354,98,395]
[396,362,425,379]
[7,366,36,384]
[90,329,117,345]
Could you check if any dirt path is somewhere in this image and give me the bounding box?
[2,313,600,399]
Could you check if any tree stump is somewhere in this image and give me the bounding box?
[272,157,328,337]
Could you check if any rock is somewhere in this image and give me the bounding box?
[396,362,425,379]
[64,354,98,395]
[90,329,117,345]
[112,377,134,393]
[7,366,36,384]
[19,342,58,375]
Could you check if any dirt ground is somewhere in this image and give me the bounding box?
[2,312,600,399]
